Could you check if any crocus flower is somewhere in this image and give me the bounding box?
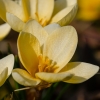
[0,0,77,32]
[0,54,14,86]
[0,18,11,40]
[12,20,99,89]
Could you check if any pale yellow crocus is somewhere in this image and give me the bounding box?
[0,0,77,32]
[0,54,14,86]
[12,20,99,89]
[0,18,11,40]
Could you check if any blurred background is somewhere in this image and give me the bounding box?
[0,0,100,100]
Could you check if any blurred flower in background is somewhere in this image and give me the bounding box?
[77,0,100,21]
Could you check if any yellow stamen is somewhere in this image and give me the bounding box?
[38,55,58,72]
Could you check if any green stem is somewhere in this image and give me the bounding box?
[55,84,71,100]
[5,79,20,100]
[42,82,59,100]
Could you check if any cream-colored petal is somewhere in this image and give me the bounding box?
[0,67,8,86]
[0,54,14,86]
[53,0,77,15]
[50,4,77,26]
[14,0,21,5]
[60,62,99,83]
[44,23,61,34]
[23,20,48,46]
[12,69,41,86]
[0,54,14,77]
[0,0,25,22]
[21,0,37,20]
[37,0,54,26]
[35,72,73,83]
[18,32,40,76]
[0,23,11,40]
[6,12,25,32]
[43,26,77,72]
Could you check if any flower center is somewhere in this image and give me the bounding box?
[38,55,58,73]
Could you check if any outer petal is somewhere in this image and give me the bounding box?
[6,12,25,32]
[35,72,73,83]
[53,0,77,15]
[44,23,61,34]
[50,0,77,26]
[18,32,40,76]
[0,0,25,22]
[0,67,8,86]
[12,69,41,86]
[0,54,14,77]
[60,62,99,83]
[21,0,37,20]
[43,26,78,72]
[37,0,54,26]
[0,23,11,40]
[23,20,48,46]
[50,5,77,26]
